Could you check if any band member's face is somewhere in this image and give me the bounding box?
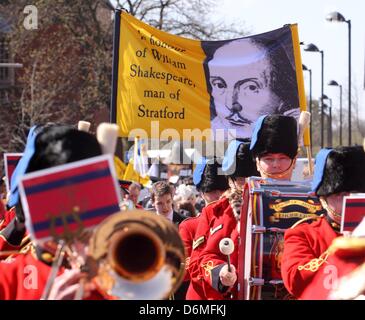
[257,153,294,180]
[208,40,281,137]
[154,193,173,217]
[325,192,350,224]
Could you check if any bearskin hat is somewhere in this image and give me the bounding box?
[8,125,102,207]
[250,115,298,159]
[222,139,259,177]
[193,157,229,193]
[26,125,102,173]
[312,146,365,196]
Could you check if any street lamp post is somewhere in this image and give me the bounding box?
[326,11,351,145]
[322,94,333,147]
[328,80,343,145]
[304,43,324,148]
[302,64,312,146]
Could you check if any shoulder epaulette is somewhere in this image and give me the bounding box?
[192,235,205,250]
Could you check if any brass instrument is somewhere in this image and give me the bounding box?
[86,210,186,300]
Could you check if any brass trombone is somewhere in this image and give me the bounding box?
[86,210,186,300]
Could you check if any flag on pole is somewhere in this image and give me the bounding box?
[114,155,127,180]
[123,160,150,187]
[341,195,365,233]
[3,153,23,194]
[133,137,149,178]
[18,155,121,243]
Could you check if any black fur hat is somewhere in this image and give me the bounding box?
[250,115,298,159]
[223,139,259,177]
[194,157,229,193]
[314,146,365,197]
[26,125,102,173]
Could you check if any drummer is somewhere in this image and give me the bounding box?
[186,139,259,300]
[180,157,230,299]
[250,114,299,181]
[281,146,365,299]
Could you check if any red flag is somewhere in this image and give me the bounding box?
[18,155,121,243]
[3,153,23,194]
[341,195,365,233]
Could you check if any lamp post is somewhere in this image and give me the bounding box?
[302,64,312,146]
[304,43,324,148]
[326,11,351,145]
[322,94,333,147]
[328,80,343,145]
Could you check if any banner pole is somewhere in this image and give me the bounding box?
[110,10,122,124]
[306,146,313,176]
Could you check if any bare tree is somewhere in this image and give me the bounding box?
[112,0,248,40]
[0,0,248,162]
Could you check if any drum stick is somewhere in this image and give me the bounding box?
[219,238,234,272]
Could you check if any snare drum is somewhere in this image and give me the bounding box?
[238,177,326,300]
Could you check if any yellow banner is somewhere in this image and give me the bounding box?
[113,11,308,144]
[116,11,210,138]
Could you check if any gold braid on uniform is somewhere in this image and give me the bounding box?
[297,234,365,273]
[298,249,330,272]
[201,261,214,278]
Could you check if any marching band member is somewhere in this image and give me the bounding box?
[187,141,258,300]
[188,114,300,300]
[250,114,299,180]
[180,157,229,299]
[300,218,365,300]
[281,146,365,299]
[0,126,42,257]
[0,124,105,299]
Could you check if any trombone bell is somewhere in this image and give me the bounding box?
[88,210,185,300]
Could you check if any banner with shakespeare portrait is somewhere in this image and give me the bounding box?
[111,10,308,144]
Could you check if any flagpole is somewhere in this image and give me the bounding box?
[110,9,122,124]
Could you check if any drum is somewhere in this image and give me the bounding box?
[238,177,326,300]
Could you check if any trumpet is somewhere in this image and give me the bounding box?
[86,210,186,300]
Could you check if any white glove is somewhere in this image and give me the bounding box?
[219,264,237,287]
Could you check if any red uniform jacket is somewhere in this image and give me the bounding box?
[300,250,365,300]
[187,197,238,300]
[0,251,104,300]
[179,216,200,279]
[0,207,15,231]
[0,208,25,257]
[178,216,200,299]
[185,200,223,299]
[281,217,339,298]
